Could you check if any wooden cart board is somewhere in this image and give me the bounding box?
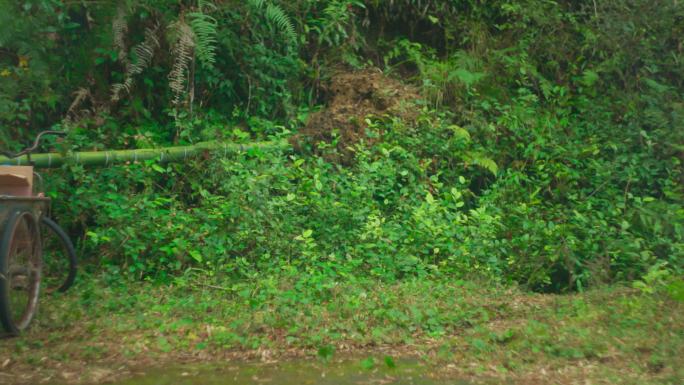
[0,166,33,197]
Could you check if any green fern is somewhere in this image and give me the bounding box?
[249,0,297,50]
[188,0,218,69]
[449,124,471,142]
[248,0,266,9]
[266,4,297,48]
[466,152,499,175]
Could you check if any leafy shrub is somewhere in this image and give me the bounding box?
[4,0,682,293]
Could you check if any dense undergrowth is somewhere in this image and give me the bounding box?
[0,0,682,293]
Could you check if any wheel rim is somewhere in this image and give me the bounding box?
[41,222,70,293]
[3,212,41,331]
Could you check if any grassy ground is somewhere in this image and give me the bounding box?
[0,275,682,385]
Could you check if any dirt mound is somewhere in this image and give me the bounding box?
[291,68,420,161]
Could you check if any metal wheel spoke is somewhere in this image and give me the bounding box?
[0,211,42,334]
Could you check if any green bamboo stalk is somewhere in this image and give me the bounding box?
[0,140,289,168]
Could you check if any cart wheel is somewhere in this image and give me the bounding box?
[0,211,42,335]
[41,217,77,293]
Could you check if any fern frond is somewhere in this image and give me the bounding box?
[474,157,498,175]
[265,3,297,49]
[188,4,218,69]
[112,6,129,64]
[248,0,266,9]
[64,87,93,123]
[168,20,196,105]
[111,80,133,100]
[131,25,160,74]
[248,1,297,50]
[111,24,161,102]
[449,125,471,142]
[466,152,499,175]
[197,0,215,11]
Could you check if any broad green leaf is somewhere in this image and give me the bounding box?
[425,192,435,204]
[189,250,203,263]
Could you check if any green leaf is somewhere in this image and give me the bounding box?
[189,250,203,263]
[157,336,172,352]
[317,345,335,361]
[425,192,435,204]
[360,357,375,370]
[452,68,485,87]
[666,279,684,302]
[384,355,396,368]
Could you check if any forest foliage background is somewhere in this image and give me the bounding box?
[0,0,682,294]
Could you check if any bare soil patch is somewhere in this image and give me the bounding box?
[291,68,421,162]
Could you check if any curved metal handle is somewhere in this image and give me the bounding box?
[0,130,66,159]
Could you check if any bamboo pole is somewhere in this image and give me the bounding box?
[0,140,289,168]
